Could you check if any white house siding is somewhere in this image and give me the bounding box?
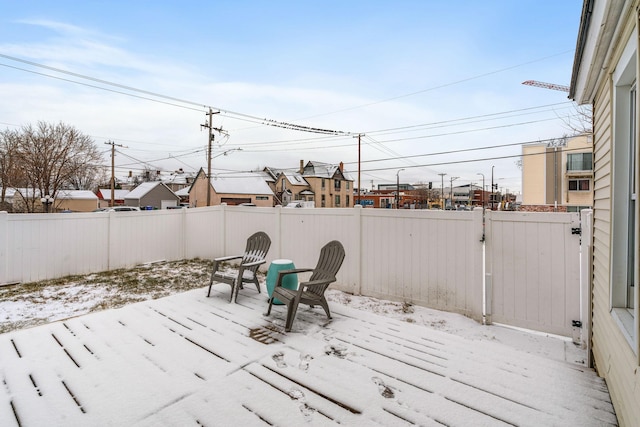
[588,7,640,426]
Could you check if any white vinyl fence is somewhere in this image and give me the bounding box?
[0,206,587,338]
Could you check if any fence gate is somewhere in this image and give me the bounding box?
[485,211,582,337]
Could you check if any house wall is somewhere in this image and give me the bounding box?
[55,198,99,213]
[587,5,640,426]
[274,175,307,200]
[305,176,352,208]
[522,144,547,205]
[190,173,209,207]
[125,185,179,209]
[563,135,594,208]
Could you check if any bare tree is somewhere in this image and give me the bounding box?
[0,129,24,210]
[561,104,593,136]
[13,122,103,212]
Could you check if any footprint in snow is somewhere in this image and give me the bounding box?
[272,351,287,368]
[372,376,395,399]
[299,353,313,371]
[288,388,316,420]
[324,343,348,359]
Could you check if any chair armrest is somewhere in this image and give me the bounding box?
[275,268,314,287]
[214,255,243,262]
[301,278,335,290]
[241,259,267,268]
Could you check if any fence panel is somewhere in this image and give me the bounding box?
[279,208,359,293]
[184,206,224,260]
[359,208,484,320]
[107,210,185,269]
[0,206,583,337]
[487,211,581,337]
[5,213,110,283]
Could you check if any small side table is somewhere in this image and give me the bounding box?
[266,259,298,305]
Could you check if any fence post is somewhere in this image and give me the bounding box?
[221,203,227,256]
[580,209,593,366]
[471,207,484,322]
[354,204,363,295]
[274,205,282,259]
[484,209,493,325]
[0,211,7,285]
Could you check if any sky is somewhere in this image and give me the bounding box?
[0,1,585,194]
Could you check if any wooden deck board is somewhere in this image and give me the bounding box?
[0,286,617,426]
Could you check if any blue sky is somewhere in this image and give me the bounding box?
[0,1,584,194]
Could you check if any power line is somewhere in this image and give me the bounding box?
[0,54,349,135]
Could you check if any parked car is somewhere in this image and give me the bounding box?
[93,206,141,212]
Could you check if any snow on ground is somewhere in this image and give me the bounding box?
[0,259,586,366]
[0,261,613,426]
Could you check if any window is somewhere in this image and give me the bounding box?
[611,34,637,347]
[334,179,341,190]
[567,153,593,171]
[256,196,269,200]
[335,195,341,207]
[322,179,325,189]
[346,181,350,190]
[346,195,350,207]
[321,194,326,207]
[568,179,590,191]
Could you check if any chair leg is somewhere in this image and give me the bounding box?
[265,297,274,316]
[319,298,332,319]
[207,273,215,297]
[284,300,300,332]
[229,281,236,303]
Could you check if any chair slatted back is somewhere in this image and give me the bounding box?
[308,241,345,297]
[242,232,271,273]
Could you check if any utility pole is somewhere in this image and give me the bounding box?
[438,173,447,209]
[104,141,126,207]
[450,176,459,209]
[201,108,221,206]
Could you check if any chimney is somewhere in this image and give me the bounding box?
[300,160,304,174]
[339,162,344,172]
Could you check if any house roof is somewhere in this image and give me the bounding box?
[174,187,190,197]
[125,181,175,200]
[98,189,130,200]
[302,160,354,181]
[210,176,274,196]
[55,190,99,200]
[281,171,308,186]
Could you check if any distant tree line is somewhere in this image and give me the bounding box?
[0,121,104,212]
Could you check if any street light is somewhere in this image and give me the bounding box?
[477,173,485,208]
[396,169,405,209]
[40,194,53,213]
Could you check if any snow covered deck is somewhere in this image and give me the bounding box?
[1,285,616,426]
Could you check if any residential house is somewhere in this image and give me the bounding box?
[54,190,99,212]
[161,168,197,192]
[189,169,274,207]
[274,171,311,206]
[521,134,593,212]
[570,0,640,424]
[298,160,353,208]
[97,188,130,208]
[124,181,180,209]
[261,161,354,208]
